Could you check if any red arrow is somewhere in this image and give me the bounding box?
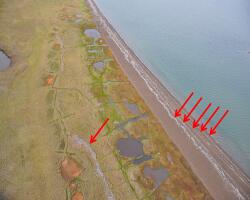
[89,118,109,144]
[183,97,203,123]
[200,106,220,132]
[193,103,212,128]
[174,92,194,118]
[210,110,229,135]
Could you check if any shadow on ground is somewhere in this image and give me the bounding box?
[0,192,9,200]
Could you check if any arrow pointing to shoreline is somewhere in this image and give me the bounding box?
[200,106,220,132]
[193,103,212,128]
[209,110,229,135]
[183,97,203,123]
[174,92,194,118]
[89,118,109,144]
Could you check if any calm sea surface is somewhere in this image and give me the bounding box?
[94,0,250,175]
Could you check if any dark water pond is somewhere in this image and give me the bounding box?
[0,50,11,71]
[116,137,152,164]
[132,155,152,165]
[84,29,100,38]
[143,166,168,187]
[117,137,144,157]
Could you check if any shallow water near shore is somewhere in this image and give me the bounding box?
[0,50,10,70]
[95,0,250,175]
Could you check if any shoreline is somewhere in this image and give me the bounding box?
[86,0,250,199]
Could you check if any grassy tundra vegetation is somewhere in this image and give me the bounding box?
[0,0,211,199]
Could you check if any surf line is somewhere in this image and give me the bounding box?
[174,91,229,136]
[86,1,247,199]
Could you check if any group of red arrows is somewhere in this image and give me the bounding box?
[89,91,229,144]
[174,92,229,135]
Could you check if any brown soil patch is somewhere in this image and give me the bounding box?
[71,192,84,200]
[52,43,61,50]
[46,75,54,86]
[60,157,81,182]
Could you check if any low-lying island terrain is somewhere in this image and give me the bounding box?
[0,0,211,199]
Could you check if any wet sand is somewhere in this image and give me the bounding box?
[86,0,250,199]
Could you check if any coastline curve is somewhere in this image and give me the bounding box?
[85,0,250,199]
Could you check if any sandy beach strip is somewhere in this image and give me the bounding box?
[86,0,250,199]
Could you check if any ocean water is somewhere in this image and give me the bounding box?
[94,0,250,175]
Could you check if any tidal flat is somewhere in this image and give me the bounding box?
[0,0,211,199]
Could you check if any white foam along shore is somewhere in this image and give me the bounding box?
[85,0,250,199]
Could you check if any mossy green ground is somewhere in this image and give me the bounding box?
[0,0,211,199]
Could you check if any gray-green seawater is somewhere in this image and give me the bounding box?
[95,0,250,175]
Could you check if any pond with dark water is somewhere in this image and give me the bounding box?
[117,137,144,158]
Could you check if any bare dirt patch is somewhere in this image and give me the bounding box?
[60,157,82,182]
[71,192,84,200]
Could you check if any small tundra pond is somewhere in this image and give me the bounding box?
[116,137,152,164]
[93,61,105,70]
[133,155,152,165]
[84,29,100,39]
[125,101,140,115]
[0,50,11,71]
[143,166,168,187]
[117,137,144,157]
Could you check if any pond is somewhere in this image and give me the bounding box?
[117,137,144,157]
[84,29,100,39]
[132,155,152,165]
[143,166,168,187]
[124,101,140,115]
[116,137,152,165]
[0,50,11,71]
[93,61,105,71]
